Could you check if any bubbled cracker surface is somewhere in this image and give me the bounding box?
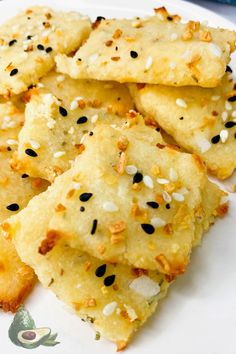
[0,6,91,95]
[56,15,236,87]
[129,73,236,179]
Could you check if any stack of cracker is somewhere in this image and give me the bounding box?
[0,6,235,351]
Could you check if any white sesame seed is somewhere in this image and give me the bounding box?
[37,82,44,88]
[103,301,117,316]
[102,201,119,212]
[76,283,81,289]
[91,114,99,124]
[145,56,153,70]
[1,117,16,129]
[211,95,220,101]
[151,217,167,228]
[47,118,56,129]
[68,126,75,135]
[125,165,138,175]
[220,129,229,143]
[88,53,99,64]
[75,96,84,101]
[170,33,178,41]
[143,175,154,189]
[181,50,191,60]
[232,110,236,118]
[6,139,18,146]
[157,178,169,185]
[129,275,160,298]
[176,98,187,108]
[221,111,228,122]
[72,182,81,190]
[209,43,222,57]
[176,187,189,195]
[197,137,211,153]
[56,75,65,82]
[169,168,178,181]
[169,61,176,69]
[53,151,65,158]
[70,100,78,111]
[172,192,185,202]
[225,101,232,111]
[29,140,40,150]
[162,191,172,203]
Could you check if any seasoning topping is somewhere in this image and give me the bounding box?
[77,116,88,124]
[228,95,236,102]
[46,47,53,53]
[225,121,236,128]
[9,39,17,46]
[59,106,68,117]
[133,172,143,184]
[95,264,106,277]
[79,193,93,202]
[146,201,159,209]
[104,274,116,286]
[21,174,29,178]
[37,44,45,50]
[211,135,220,144]
[130,50,138,58]
[25,148,38,157]
[10,68,18,76]
[141,223,155,235]
[91,219,98,235]
[6,203,19,211]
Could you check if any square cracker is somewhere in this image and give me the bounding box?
[56,8,236,88]
[129,73,236,179]
[0,101,48,312]
[7,124,225,276]
[8,239,169,350]
[13,71,136,182]
[0,6,91,96]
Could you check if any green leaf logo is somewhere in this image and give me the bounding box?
[8,306,60,349]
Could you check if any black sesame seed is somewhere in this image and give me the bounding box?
[211,135,220,144]
[228,95,236,102]
[6,203,19,211]
[130,50,138,59]
[28,84,36,89]
[225,121,236,128]
[79,193,93,202]
[89,131,94,136]
[146,201,159,209]
[167,16,173,21]
[133,172,143,184]
[59,106,68,117]
[27,17,31,20]
[27,35,33,40]
[46,47,53,53]
[235,133,236,139]
[141,223,155,235]
[115,46,118,51]
[77,116,88,124]
[166,203,171,209]
[104,274,116,286]
[96,16,106,21]
[226,65,232,73]
[95,264,106,277]
[21,174,29,178]
[25,148,38,157]
[91,219,98,235]
[179,117,184,120]
[9,39,17,46]
[7,147,11,151]
[80,206,85,212]
[78,58,82,62]
[10,68,18,76]
[37,44,45,50]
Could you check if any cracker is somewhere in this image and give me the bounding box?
[13,71,136,181]
[129,73,236,179]
[0,6,91,96]
[7,125,224,276]
[9,242,169,349]
[56,8,236,87]
[0,101,48,312]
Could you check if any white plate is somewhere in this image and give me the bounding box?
[1,1,236,353]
